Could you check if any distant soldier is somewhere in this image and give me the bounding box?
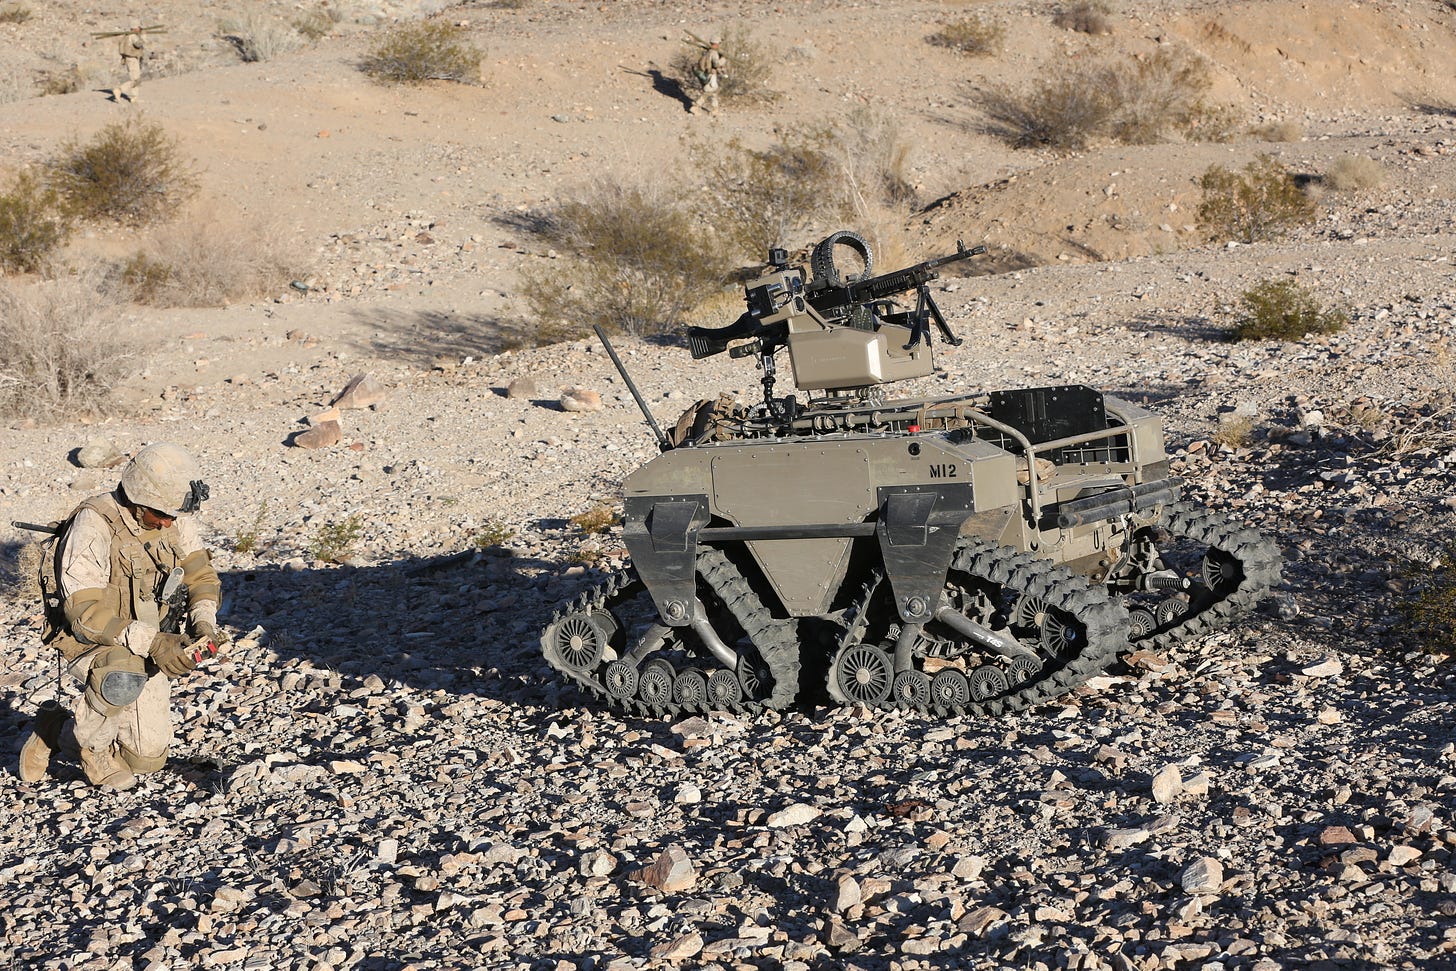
[112,25,145,102]
[18,443,223,791]
[689,37,726,116]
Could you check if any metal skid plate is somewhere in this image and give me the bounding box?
[876,483,975,622]
[622,495,710,626]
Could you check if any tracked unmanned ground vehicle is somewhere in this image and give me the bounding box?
[540,231,1281,717]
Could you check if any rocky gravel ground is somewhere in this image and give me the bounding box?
[4,219,1456,969]
[5,0,1456,968]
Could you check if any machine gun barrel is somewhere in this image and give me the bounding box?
[843,243,986,305]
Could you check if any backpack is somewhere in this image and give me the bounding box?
[26,515,77,650]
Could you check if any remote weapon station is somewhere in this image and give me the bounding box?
[540,231,1281,717]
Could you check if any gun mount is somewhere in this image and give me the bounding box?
[687,231,985,417]
[540,230,1282,720]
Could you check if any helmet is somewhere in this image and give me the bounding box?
[709,36,722,46]
[118,443,208,517]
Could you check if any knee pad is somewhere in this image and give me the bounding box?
[84,646,149,717]
[119,745,168,774]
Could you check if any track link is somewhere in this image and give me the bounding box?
[829,538,1129,717]
[1127,501,1283,652]
[540,547,800,717]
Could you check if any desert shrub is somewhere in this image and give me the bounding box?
[691,125,848,258]
[978,48,1218,150]
[571,505,619,535]
[1230,278,1346,341]
[49,117,198,224]
[1324,154,1386,193]
[976,73,1117,150]
[691,115,914,258]
[1247,119,1302,142]
[1405,546,1456,654]
[360,21,483,84]
[220,13,306,62]
[836,107,917,208]
[309,515,363,563]
[0,66,25,104]
[0,273,137,420]
[292,6,342,42]
[1053,1,1113,35]
[232,501,270,555]
[473,519,515,549]
[0,171,71,274]
[1108,48,1217,144]
[1212,414,1254,449]
[39,65,85,96]
[117,213,312,307]
[671,25,774,104]
[0,4,31,23]
[1197,154,1315,243]
[519,178,734,338]
[927,16,1005,56]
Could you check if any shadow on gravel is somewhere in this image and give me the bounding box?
[344,307,531,366]
[1125,309,1232,344]
[215,547,608,707]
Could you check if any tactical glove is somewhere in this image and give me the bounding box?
[191,620,219,643]
[149,632,205,679]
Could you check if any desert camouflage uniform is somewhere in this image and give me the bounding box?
[59,493,220,778]
[114,28,144,102]
[19,443,221,790]
[690,42,726,115]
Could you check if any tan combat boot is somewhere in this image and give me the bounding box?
[18,703,70,783]
[80,746,136,791]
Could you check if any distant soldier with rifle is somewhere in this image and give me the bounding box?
[17,443,223,791]
[688,34,726,115]
[95,24,164,102]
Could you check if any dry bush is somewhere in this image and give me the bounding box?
[1324,154,1386,193]
[220,13,307,63]
[0,4,31,23]
[360,21,483,84]
[1230,278,1346,342]
[309,515,363,563]
[690,115,914,258]
[836,107,917,209]
[1212,414,1254,449]
[0,66,26,104]
[1053,1,1113,35]
[1108,48,1218,144]
[38,65,86,96]
[571,505,619,535]
[292,6,342,42]
[690,126,846,258]
[927,16,1005,56]
[1405,546,1456,655]
[671,26,775,104]
[49,117,199,225]
[473,519,515,550]
[117,212,312,307]
[1197,154,1315,243]
[0,171,71,274]
[519,178,735,339]
[0,273,138,420]
[1247,119,1302,142]
[978,48,1221,150]
[976,74,1117,150]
